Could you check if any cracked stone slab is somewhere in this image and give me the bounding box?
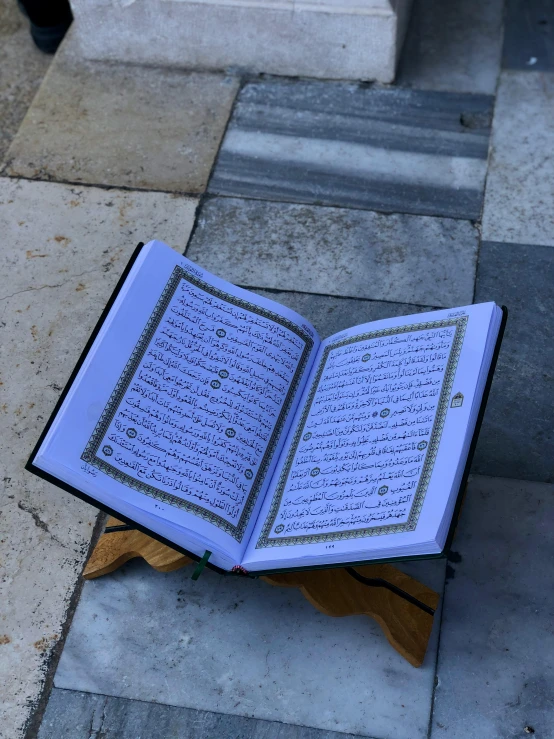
[0,0,51,164]
[0,177,197,739]
[186,196,479,307]
[431,475,554,738]
[38,689,372,739]
[4,32,240,193]
[482,71,554,246]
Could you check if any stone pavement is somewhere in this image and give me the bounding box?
[0,0,553,737]
[0,0,51,164]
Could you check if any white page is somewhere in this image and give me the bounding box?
[243,303,496,571]
[434,303,503,548]
[34,241,320,567]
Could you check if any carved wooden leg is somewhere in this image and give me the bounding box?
[262,565,439,668]
[83,517,193,578]
[84,519,439,666]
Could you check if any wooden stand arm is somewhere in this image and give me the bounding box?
[83,517,192,577]
[262,565,438,668]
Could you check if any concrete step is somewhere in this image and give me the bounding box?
[68,0,412,82]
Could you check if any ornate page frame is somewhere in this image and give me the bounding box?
[256,316,467,548]
[82,266,314,543]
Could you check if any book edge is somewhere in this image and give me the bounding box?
[24,241,228,576]
[246,305,508,576]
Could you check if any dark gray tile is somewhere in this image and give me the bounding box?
[38,690,107,739]
[431,475,554,739]
[38,689,371,739]
[208,81,493,220]
[503,0,554,71]
[188,197,479,307]
[472,241,554,483]
[250,290,435,339]
[397,0,504,94]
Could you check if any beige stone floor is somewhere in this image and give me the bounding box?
[0,18,205,738]
[0,179,198,739]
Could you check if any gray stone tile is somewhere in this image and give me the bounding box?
[503,0,554,71]
[472,240,554,483]
[482,71,554,246]
[397,0,504,94]
[0,0,51,163]
[208,80,493,220]
[4,33,240,193]
[53,557,445,738]
[250,289,435,339]
[38,689,371,739]
[431,475,554,739]
[187,197,479,307]
[0,177,197,739]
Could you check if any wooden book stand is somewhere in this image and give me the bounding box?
[84,517,440,667]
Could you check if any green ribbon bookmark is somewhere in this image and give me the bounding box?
[191,550,212,580]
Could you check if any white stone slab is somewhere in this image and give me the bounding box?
[68,0,413,82]
[54,557,445,738]
[482,71,554,247]
[165,0,394,12]
[0,178,197,739]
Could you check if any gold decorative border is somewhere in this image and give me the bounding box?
[82,266,314,543]
[256,316,467,548]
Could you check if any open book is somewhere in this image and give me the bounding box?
[27,241,506,575]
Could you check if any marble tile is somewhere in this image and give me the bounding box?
[0,177,197,739]
[38,689,371,739]
[471,240,554,483]
[482,71,554,247]
[4,33,240,193]
[187,197,479,307]
[397,0,504,94]
[431,475,554,739]
[502,0,554,71]
[249,289,435,340]
[54,557,445,738]
[0,0,51,164]
[208,81,493,220]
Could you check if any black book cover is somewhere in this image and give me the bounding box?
[25,243,508,577]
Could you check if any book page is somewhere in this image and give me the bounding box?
[256,315,465,545]
[242,304,497,570]
[34,242,319,566]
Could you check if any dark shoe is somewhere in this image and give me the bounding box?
[18,0,73,54]
[29,18,73,53]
